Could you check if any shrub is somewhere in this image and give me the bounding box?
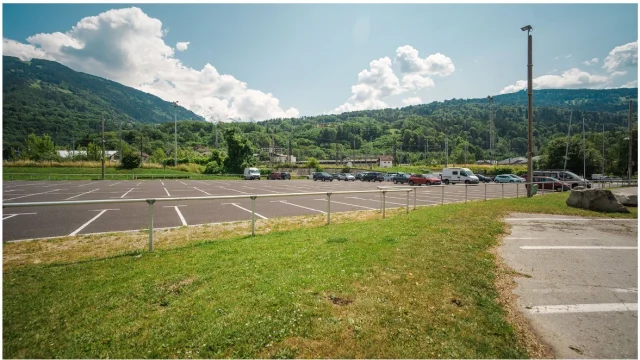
[341,166,352,173]
[204,161,223,174]
[120,152,141,169]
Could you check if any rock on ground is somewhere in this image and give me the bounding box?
[566,188,630,213]
[614,194,638,207]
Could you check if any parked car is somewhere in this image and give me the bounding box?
[362,172,385,182]
[280,171,291,180]
[441,167,479,185]
[384,172,399,181]
[313,172,333,181]
[406,174,428,186]
[534,170,591,188]
[506,174,525,183]
[422,174,442,185]
[331,173,340,180]
[532,176,571,191]
[494,174,518,183]
[476,174,492,183]
[337,173,355,181]
[243,167,261,180]
[267,171,282,180]
[392,173,410,184]
[355,172,368,180]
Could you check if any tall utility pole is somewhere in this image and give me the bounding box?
[582,116,586,180]
[140,133,144,168]
[563,111,572,175]
[629,99,633,180]
[508,139,511,164]
[487,96,494,164]
[522,24,534,197]
[602,124,605,176]
[101,115,105,180]
[172,101,179,167]
[119,120,123,165]
[445,135,449,167]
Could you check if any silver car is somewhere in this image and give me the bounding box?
[337,173,355,181]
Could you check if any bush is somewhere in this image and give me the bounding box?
[341,166,352,173]
[204,161,223,174]
[120,152,142,169]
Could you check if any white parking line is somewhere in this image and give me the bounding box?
[164,187,171,196]
[313,198,378,210]
[520,246,637,250]
[161,181,165,186]
[108,182,122,187]
[193,187,212,196]
[4,189,62,201]
[3,212,37,220]
[136,181,143,186]
[69,209,119,236]
[269,200,327,214]
[222,203,267,219]
[164,205,187,226]
[180,181,187,185]
[249,187,283,193]
[120,188,135,198]
[528,303,638,314]
[221,188,249,194]
[65,189,99,200]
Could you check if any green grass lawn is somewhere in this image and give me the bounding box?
[2,166,240,180]
[3,193,636,358]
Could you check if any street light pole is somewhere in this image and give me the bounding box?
[172,101,179,167]
[101,115,105,180]
[522,25,534,197]
[487,96,494,165]
[629,99,633,180]
[119,120,123,165]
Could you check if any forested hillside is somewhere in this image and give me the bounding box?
[2,56,203,146]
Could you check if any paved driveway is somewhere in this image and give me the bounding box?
[499,213,638,358]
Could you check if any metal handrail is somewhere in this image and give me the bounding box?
[3,188,413,251]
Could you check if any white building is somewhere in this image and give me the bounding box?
[270,154,296,163]
[379,156,393,168]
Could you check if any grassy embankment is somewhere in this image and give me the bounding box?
[4,192,636,358]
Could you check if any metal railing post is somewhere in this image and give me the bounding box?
[250,196,257,236]
[516,183,519,198]
[441,185,444,205]
[413,187,417,210]
[502,183,504,199]
[465,185,468,204]
[326,193,332,225]
[484,184,487,201]
[406,190,409,214]
[146,199,156,252]
[382,190,387,218]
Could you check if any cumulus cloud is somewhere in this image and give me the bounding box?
[402,97,422,106]
[582,57,599,65]
[331,45,454,113]
[176,41,190,51]
[603,41,637,72]
[2,7,298,121]
[500,68,609,94]
[621,79,638,88]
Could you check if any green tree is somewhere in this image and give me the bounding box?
[24,133,56,161]
[86,142,101,161]
[222,127,256,173]
[540,135,603,178]
[150,148,166,164]
[120,151,141,169]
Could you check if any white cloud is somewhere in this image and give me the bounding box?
[2,7,298,121]
[402,97,422,106]
[176,41,190,51]
[331,45,454,114]
[621,79,638,88]
[603,41,637,72]
[499,68,609,94]
[582,57,599,65]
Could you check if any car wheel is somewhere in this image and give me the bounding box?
[330,179,333,182]
[510,180,514,183]
[444,179,450,185]
[465,180,470,184]
[408,180,414,186]
[393,180,398,184]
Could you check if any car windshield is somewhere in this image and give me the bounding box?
[322,172,330,176]
[461,170,474,176]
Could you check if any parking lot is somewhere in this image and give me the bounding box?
[3,179,557,241]
[500,213,638,358]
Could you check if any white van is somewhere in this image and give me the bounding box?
[441,167,479,185]
[243,167,261,180]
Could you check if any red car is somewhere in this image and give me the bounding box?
[422,174,442,185]
[407,174,428,186]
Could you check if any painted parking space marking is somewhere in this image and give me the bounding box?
[180,181,188,185]
[161,181,165,186]
[69,209,119,236]
[120,188,135,198]
[108,182,122,187]
[313,198,377,210]
[164,205,188,226]
[136,181,143,186]
[520,246,637,250]
[4,189,62,201]
[269,200,327,214]
[193,187,212,196]
[3,213,37,220]
[221,188,250,194]
[528,303,638,314]
[65,188,100,200]
[222,203,267,219]
[164,188,171,196]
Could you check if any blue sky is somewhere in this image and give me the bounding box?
[3,3,638,120]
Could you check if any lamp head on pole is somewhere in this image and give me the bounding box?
[521,25,532,34]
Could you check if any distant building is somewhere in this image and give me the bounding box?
[475,159,497,165]
[270,154,296,163]
[497,156,541,165]
[379,156,393,168]
[57,150,118,161]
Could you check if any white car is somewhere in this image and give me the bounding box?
[337,173,355,181]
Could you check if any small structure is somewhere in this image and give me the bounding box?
[379,156,393,168]
[270,154,296,163]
